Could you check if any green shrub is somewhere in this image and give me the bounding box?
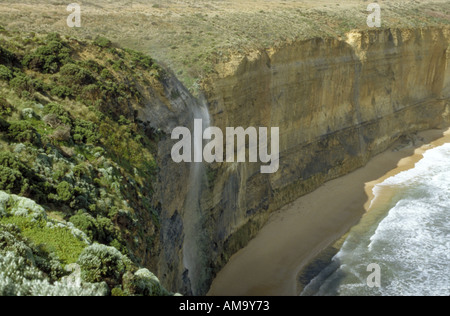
[78,60,103,74]
[69,212,97,239]
[0,221,104,296]
[0,117,9,132]
[0,151,28,173]
[94,216,116,244]
[73,163,89,178]
[45,33,61,43]
[0,152,27,194]
[9,74,34,96]
[0,151,50,200]
[93,36,112,48]
[56,181,73,202]
[7,121,40,145]
[73,119,99,144]
[50,85,73,99]
[117,115,131,126]
[22,39,72,74]
[111,287,126,296]
[0,97,13,116]
[0,65,12,81]
[77,243,128,285]
[130,268,171,296]
[0,46,16,65]
[31,78,48,93]
[100,69,113,80]
[124,49,154,69]
[43,102,72,125]
[0,165,24,193]
[0,224,35,263]
[69,212,122,247]
[59,63,96,86]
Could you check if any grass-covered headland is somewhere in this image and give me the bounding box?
[0,26,173,296]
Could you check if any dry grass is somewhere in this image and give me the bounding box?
[0,0,449,92]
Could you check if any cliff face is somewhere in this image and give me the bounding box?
[153,27,450,295]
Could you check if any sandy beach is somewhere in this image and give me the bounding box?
[208,128,450,296]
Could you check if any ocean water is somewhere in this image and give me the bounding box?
[301,143,450,296]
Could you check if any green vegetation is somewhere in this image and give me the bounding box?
[77,243,128,284]
[22,33,72,74]
[56,181,73,202]
[0,27,172,296]
[69,211,126,253]
[93,36,112,48]
[0,65,12,81]
[0,216,86,265]
[0,151,48,199]
[0,97,13,116]
[7,121,40,145]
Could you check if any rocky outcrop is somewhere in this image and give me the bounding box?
[152,27,450,295]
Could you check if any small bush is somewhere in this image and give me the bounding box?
[73,119,99,144]
[45,33,61,43]
[130,269,171,296]
[43,102,71,125]
[0,117,9,132]
[0,151,28,173]
[50,85,73,99]
[56,181,73,202]
[70,212,122,247]
[100,69,113,80]
[73,163,89,178]
[59,63,96,86]
[22,39,72,74]
[0,151,50,200]
[9,74,34,96]
[111,287,126,296]
[0,65,12,81]
[30,78,48,92]
[78,60,103,74]
[0,46,16,65]
[7,121,40,145]
[0,97,14,116]
[93,37,112,48]
[77,243,128,286]
[0,165,24,193]
[124,49,154,69]
[69,212,97,239]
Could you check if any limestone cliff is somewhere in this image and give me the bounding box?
[152,27,450,295]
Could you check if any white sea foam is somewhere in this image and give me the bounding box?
[302,143,450,296]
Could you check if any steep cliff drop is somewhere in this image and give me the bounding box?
[182,101,212,296]
[154,27,450,296]
[198,27,450,295]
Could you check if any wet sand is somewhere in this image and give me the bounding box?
[208,128,450,296]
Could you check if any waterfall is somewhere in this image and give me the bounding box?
[182,99,211,295]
